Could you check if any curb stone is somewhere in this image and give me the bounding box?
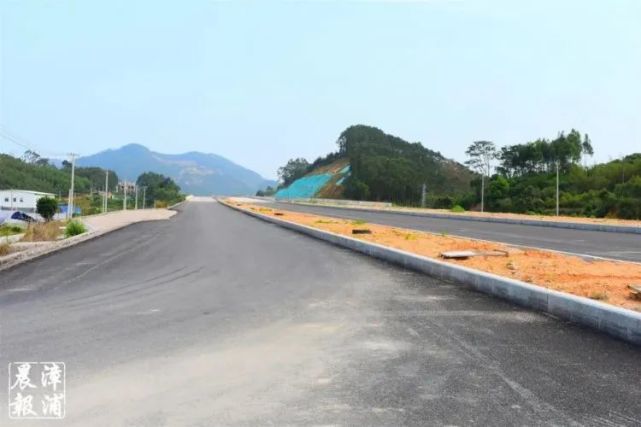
[0,210,176,272]
[221,200,641,346]
[0,229,103,272]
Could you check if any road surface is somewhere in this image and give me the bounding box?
[265,201,641,262]
[1,200,639,426]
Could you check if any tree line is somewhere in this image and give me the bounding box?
[465,130,640,219]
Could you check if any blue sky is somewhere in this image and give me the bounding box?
[1,0,640,179]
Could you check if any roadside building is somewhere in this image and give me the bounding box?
[0,189,55,213]
[116,181,136,194]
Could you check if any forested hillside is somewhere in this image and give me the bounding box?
[0,153,119,195]
[1,153,89,194]
[272,125,474,204]
[339,125,474,203]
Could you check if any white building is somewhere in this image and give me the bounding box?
[0,189,56,213]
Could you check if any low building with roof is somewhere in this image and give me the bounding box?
[0,189,56,213]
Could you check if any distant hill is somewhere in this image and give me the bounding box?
[276,125,475,204]
[77,144,276,196]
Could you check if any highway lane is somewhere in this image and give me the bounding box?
[266,201,641,262]
[1,200,640,426]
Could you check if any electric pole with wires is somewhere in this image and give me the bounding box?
[67,153,77,219]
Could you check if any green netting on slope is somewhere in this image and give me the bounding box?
[275,173,333,199]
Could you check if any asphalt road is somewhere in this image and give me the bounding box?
[265,201,641,262]
[1,200,640,426]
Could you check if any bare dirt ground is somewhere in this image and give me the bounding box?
[230,200,641,311]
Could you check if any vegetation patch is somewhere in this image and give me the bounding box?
[64,220,87,238]
[450,205,465,213]
[21,221,64,242]
[0,224,24,237]
[0,242,10,256]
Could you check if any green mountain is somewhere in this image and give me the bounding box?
[276,125,475,205]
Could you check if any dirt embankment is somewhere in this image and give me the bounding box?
[230,200,641,311]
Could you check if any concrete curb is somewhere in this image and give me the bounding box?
[282,201,641,235]
[0,210,176,272]
[0,229,106,272]
[168,200,187,210]
[221,200,641,346]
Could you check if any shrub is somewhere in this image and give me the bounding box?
[450,205,465,213]
[65,220,86,238]
[36,196,58,221]
[433,196,454,209]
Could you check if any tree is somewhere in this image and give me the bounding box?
[465,141,497,212]
[20,149,50,166]
[136,172,183,207]
[582,133,594,158]
[36,196,58,221]
[256,186,276,197]
[277,158,310,187]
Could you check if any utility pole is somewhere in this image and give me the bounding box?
[142,186,147,209]
[480,174,485,213]
[68,153,77,219]
[556,160,559,216]
[420,183,426,208]
[103,170,109,213]
[134,184,138,210]
[123,181,127,211]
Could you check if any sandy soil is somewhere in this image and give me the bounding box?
[230,200,641,311]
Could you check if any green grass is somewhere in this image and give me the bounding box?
[64,220,87,238]
[450,205,465,213]
[0,224,24,237]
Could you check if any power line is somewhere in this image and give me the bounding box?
[0,126,73,159]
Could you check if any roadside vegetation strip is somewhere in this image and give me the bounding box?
[283,200,641,235]
[220,198,641,345]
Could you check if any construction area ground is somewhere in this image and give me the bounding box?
[228,198,641,312]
